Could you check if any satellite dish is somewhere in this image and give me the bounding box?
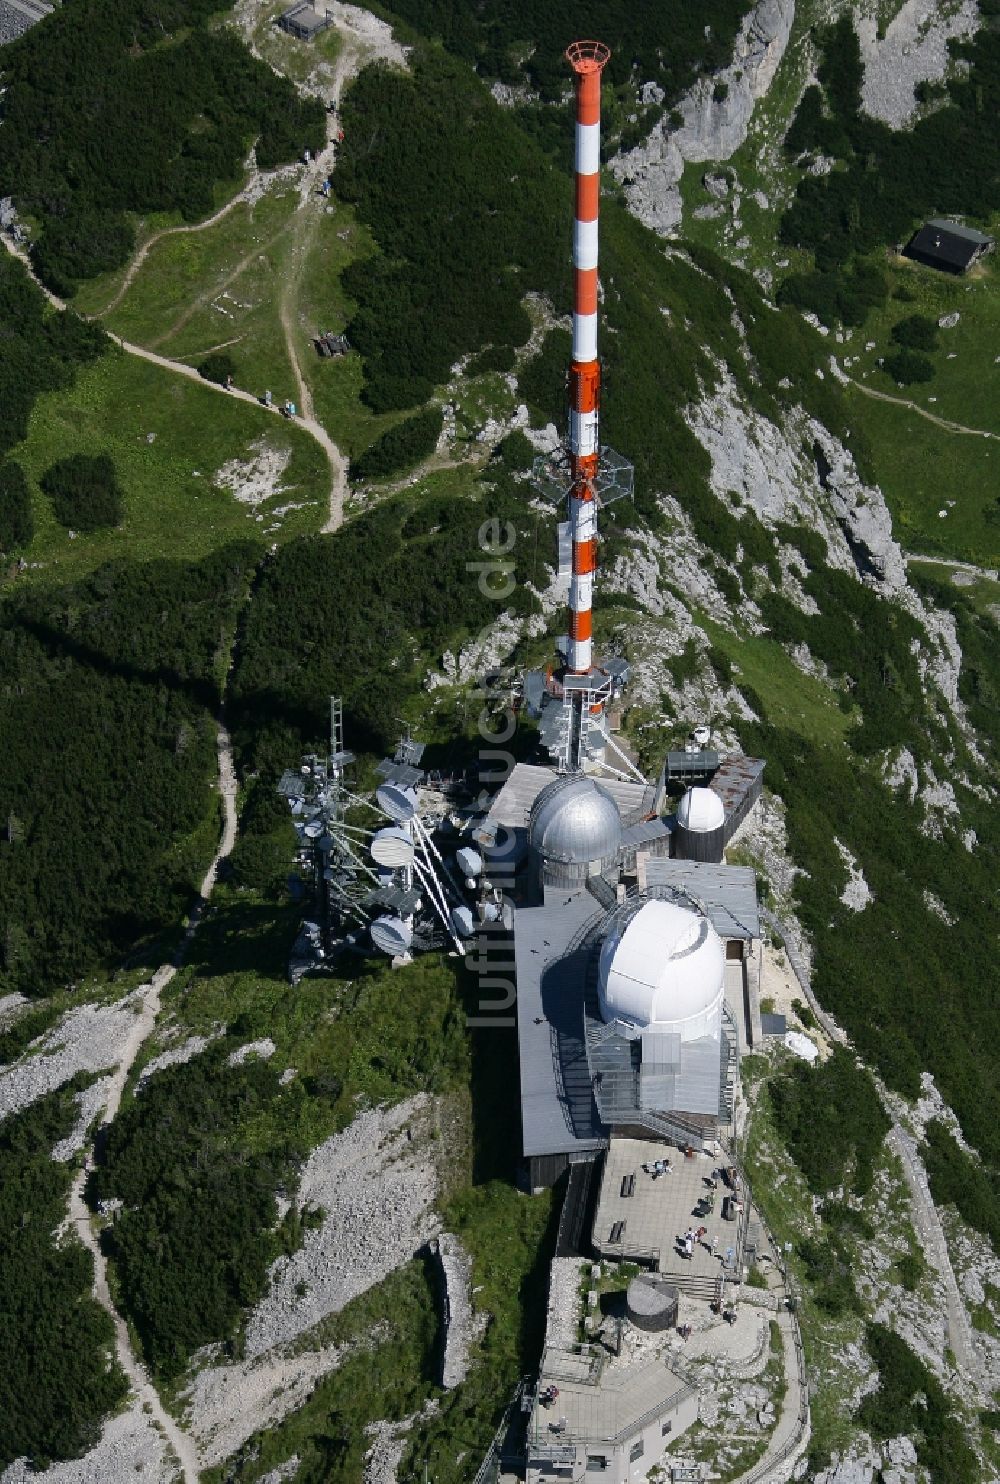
[370,826,415,869]
[451,905,476,938]
[455,846,483,879]
[303,820,324,839]
[376,783,418,822]
[370,915,413,955]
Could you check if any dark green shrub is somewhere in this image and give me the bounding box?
[859,1324,979,1483]
[467,344,516,376]
[198,352,236,386]
[351,408,443,481]
[770,1046,889,1195]
[712,80,729,103]
[493,430,535,472]
[0,462,34,552]
[0,1,323,290]
[40,453,124,531]
[890,313,938,352]
[882,349,934,385]
[922,1119,1000,1250]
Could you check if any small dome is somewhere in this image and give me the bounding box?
[598,898,724,1033]
[529,774,622,865]
[676,785,725,833]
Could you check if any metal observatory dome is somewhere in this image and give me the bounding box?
[528,773,622,889]
[674,784,726,863]
[598,898,724,1037]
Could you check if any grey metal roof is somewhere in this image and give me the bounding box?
[487,763,651,832]
[926,218,994,244]
[375,758,424,786]
[514,891,608,1158]
[621,817,672,850]
[642,859,761,940]
[761,1012,788,1037]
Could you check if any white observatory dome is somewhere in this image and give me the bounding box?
[528,774,622,866]
[676,786,725,834]
[598,898,725,1038]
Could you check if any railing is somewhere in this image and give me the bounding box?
[592,1240,661,1269]
[726,1152,811,1484]
[471,1375,532,1484]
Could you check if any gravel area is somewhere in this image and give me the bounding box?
[183,1343,351,1470]
[214,441,292,509]
[543,1257,586,1350]
[51,1077,114,1163]
[857,0,979,129]
[137,1033,216,1087]
[0,1397,174,1483]
[243,1095,440,1358]
[227,1036,276,1066]
[0,992,147,1125]
[181,1097,440,1467]
[0,992,29,1027]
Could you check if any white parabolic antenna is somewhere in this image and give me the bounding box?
[371,915,413,955]
[376,783,418,822]
[303,820,324,840]
[370,826,415,869]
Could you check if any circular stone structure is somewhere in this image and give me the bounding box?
[598,897,724,1037]
[626,1275,679,1332]
[528,774,622,889]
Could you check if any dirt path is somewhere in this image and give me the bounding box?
[733,1305,809,1484]
[63,722,239,1482]
[147,210,295,350]
[97,189,254,320]
[1,231,346,529]
[66,967,196,1482]
[887,1124,987,1402]
[846,376,1000,440]
[904,551,1000,582]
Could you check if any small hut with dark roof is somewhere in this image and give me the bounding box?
[904,219,995,275]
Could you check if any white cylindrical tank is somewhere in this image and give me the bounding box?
[598,898,724,1040]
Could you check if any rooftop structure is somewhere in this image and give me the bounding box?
[597,899,724,1037]
[527,1345,698,1484]
[904,218,995,274]
[591,1137,750,1284]
[277,1,332,40]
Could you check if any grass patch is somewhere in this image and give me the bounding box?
[7,350,326,584]
[846,383,1000,565]
[698,613,852,743]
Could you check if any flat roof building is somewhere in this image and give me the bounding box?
[277,1,332,40]
[526,1346,698,1484]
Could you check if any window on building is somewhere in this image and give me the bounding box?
[586,1458,608,1473]
[661,1418,673,1436]
[629,1439,644,1463]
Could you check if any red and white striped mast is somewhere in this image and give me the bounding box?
[530,40,632,774]
[565,38,608,676]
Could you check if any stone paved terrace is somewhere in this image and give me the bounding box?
[593,1137,746,1283]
